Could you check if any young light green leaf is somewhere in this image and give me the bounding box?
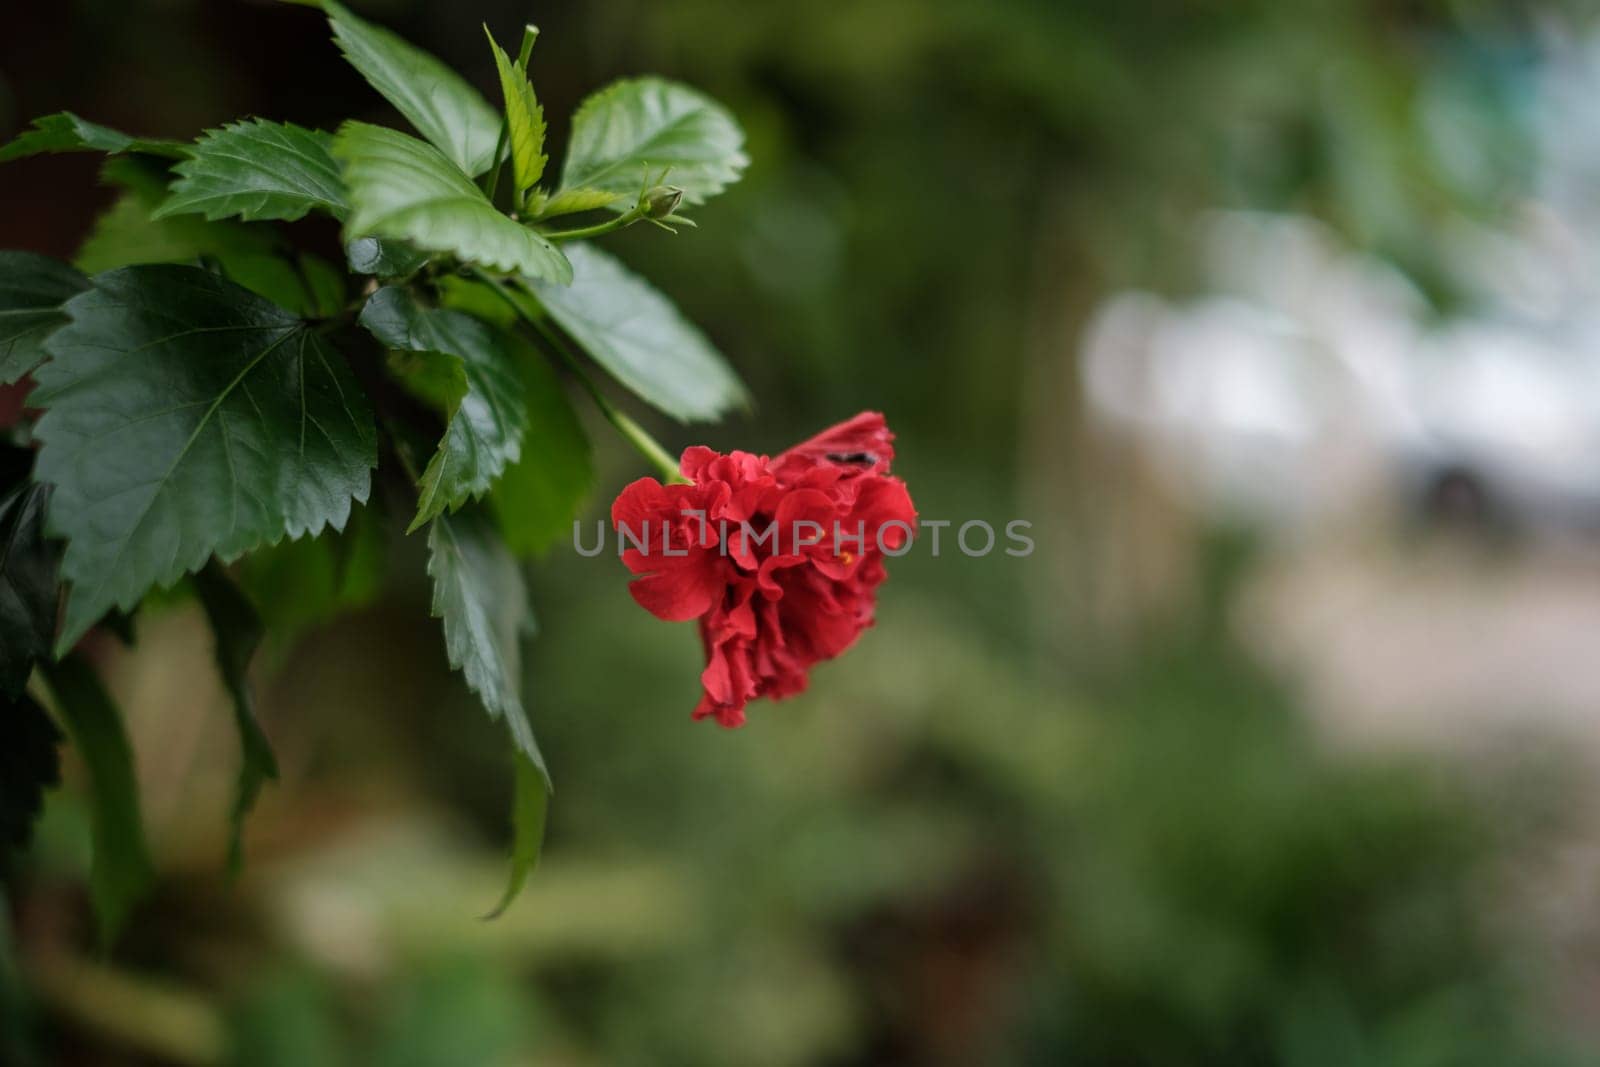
[40,656,154,944]
[484,751,549,919]
[0,252,88,384]
[360,286,530,529]
[0,693,60,859]
[321,0,501,176]
[156,120,348,223]
[32,265,377,651]
[532,187,624,219]
[334,122,572,283]
[0,112,186,162]
[528,243,748,421]
[78,157,322,316]
[0,482,60,698]
[489,338,592,556]
[427,507,545,773]
[485,27,546,200]
[558,78,747,206]
[192,563,278,875]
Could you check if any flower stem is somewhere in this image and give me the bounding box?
[465,268,687,483]
[538,202,647,243]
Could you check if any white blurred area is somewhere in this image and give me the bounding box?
[1079,32,1600,759]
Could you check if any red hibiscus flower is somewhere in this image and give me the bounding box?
[611,412,917,726]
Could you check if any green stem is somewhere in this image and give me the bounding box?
[465,268,686,483]
[538,202,647,243]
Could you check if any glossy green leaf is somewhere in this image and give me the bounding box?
[345,236,429,278]
[0,252,88,385]
[334,122,571,283]
[0,482,60,698]
[485,27,546,199]
[0,112,185,162]
[156,120,348,223]
[322,0,501,177]
[40,656,154,943]
[484,751,549,919]
[426,507,544,772]
[32,265,377,651]
[558,78,747,205]
[529,243,748,421]
[360,286,529,530]
[0,694,60,858]
[192,563,278,875]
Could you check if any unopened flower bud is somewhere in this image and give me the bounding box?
[643,185,684,218]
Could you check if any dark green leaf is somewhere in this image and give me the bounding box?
[484,751,548,919]
[0,693,61,858]
[299,253,347,319]
[359,287,529,530]
[529,243,748,421]
[0,252,89,385]
[334,122,571,283]
[558,78,747,206]
[192,562,277,875]
[156,120,348,223]
[345,236,429,278]
[32,265,377,650]
[0,112,186,162]
[0,483,60,698]
[488,337,591,557]
[322,0,501,177]
[235,501,387,644]
[485,27,546,200]
[426,507,544,772]
[39,656,153,943]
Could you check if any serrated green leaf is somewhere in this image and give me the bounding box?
[345,236,428,278]
[533,187,624,219]
[0,252,88,385]
[0,481,60,699]
[485,27,546,200]
[156,120,348,223]
[32,265,377,651]
[40,656,153,944]
[558,78,747,206]
[0,112,186,163]
[426,507,545,772]
[334,122,572,283]
[360,286,529,530]
[484,751,548,919]
[321,0,501,177]
[0,694,61,859]
[192,563,277,875]
[77,157,325,317]
[528,243,748,421]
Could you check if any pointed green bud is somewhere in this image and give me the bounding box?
[642,185,684,219]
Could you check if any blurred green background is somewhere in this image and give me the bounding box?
[6,1,1600,1064]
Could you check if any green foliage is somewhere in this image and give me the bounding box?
[192,563,278,874]
[321,0,501,177]
[485,27,548,204]
[39,656,153,943]
[32,266,377,649]
[359,286,529,530]
[157,120,348,223]
[559,78,748,206]
[0,3,748,910]
[0,252,88,384]
[0,112,185,162]
[529,244,748,421]
[426,507,547,781]
[334,121,572,282]
[0,695,60,859]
